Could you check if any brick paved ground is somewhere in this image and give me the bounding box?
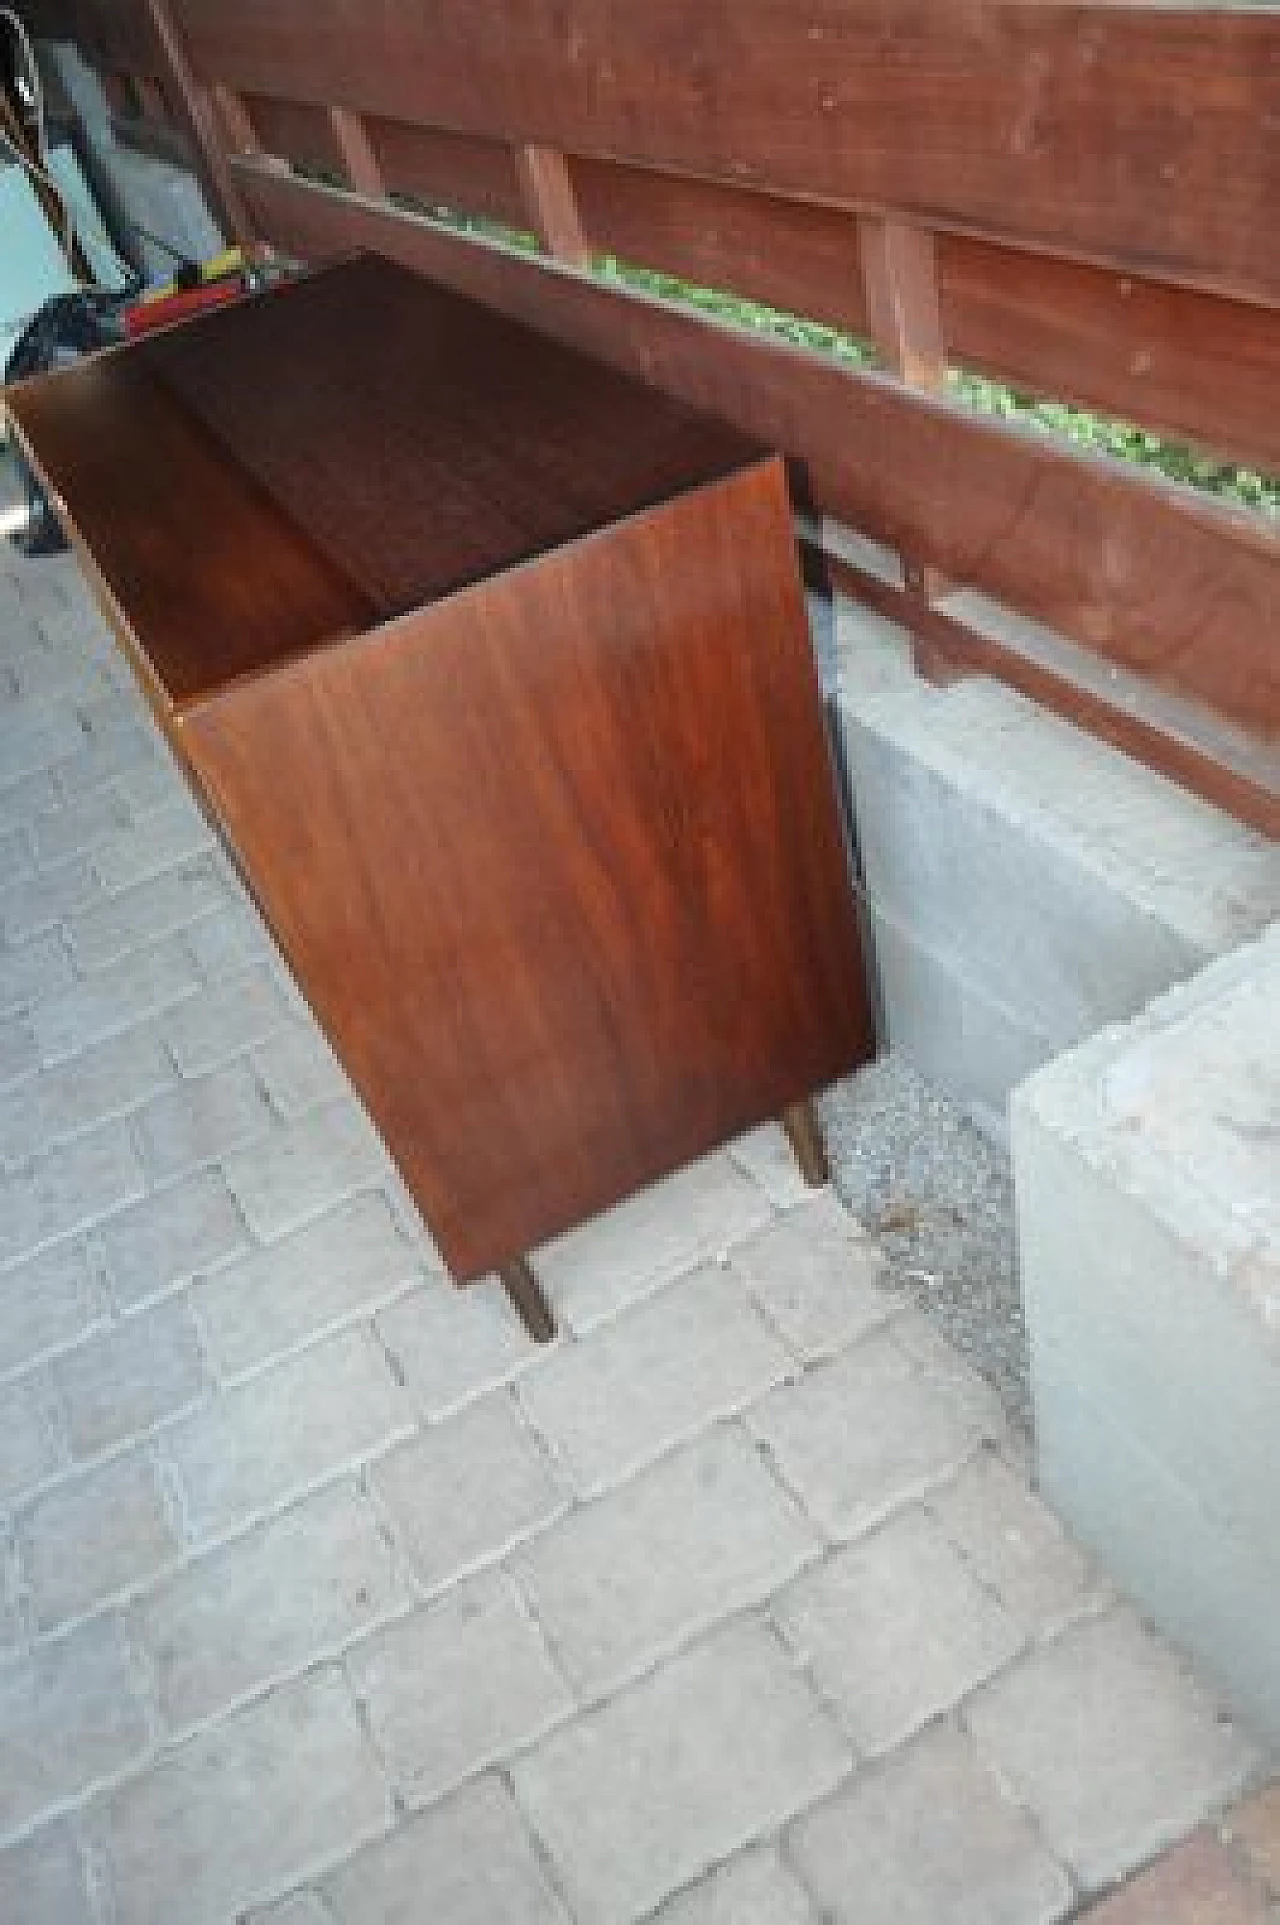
[0,547,1272,1923]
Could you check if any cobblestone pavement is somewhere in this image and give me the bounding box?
[0,549,1272,1923]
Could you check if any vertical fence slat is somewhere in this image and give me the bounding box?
[516,144,591,265]
[329,107,387,198]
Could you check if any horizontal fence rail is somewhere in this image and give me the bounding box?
[19,0,1280,836]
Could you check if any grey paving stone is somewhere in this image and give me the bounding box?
[224,1101,388,1242]
[1,854,100,944]
[197,1193,422,1379]
[747,1329,982,1538]
[0,827,31,891]
[160,969,291,1076]
[514,1620,850,1923]
[536,1152,773,1330]
[656,1845,817,1924]
[775,1508,1022,1755]
[99,1170,251,1311]
[729,1192,892,1361]
[133,1058,275,1185]
[889,1308,1013,1449]
[371,1394,566,1594]
[348,1568,571,1803]
[92,797,212,893]
[926,1452,1110,1636]
[0,766,59,836]
[166,1327,412,1545]
[0,1372,66,1508]
[49,1296,208,1461]
[30,783,132,869]
[0,1532,23,1650]
[0,1012,37,1091]
[0,1120,144,1269]
[0,1024,174,1169]
[34,934,201,1065]
[377,1274,535,1421]
[790,1721,1072,1925]
[513,1426,819,1697]
[0,928,73,1017]
[21,1447,180,1630]
[68,855,228,972]
[89,1667,389,1925]
[323,1776,569,1925]
[966,1609,1264,1889]
[0,1239,105,1379]
[0,1614,150,1839]
[253,1022,350,1120]
[136,1479,411,1733]
[726,1124,813,1211]
[245,1896,332,1925]
[0,1822,94,1925]
[516,1265,789,1496]
[184,902,278,983]
[0,698,84,788]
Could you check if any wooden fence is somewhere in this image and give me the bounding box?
[20,0,1280,835]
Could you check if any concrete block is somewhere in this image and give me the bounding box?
[371,1393,566,1594]
[322,1777,570,1925]
[0,1119,144,1269]
[515,1266,789,1496]
[512,1620,850,1923]
[0,1238,106,1379]
[21,1447,180,1629]
[789,1722,1071,1925]
[49,1296,208,1461]
[729,1192,892,1361]
[376,1274,535,1421]
[775,1509,1021,1754]
[1014,925,1280,1742]
[223,1100,387,1242]
[34,933,201,1064]
[0,1614,150,1838]
[0,1823,94,1925]
[536,1151,772,1330]
[840,676,1279,1130]
[197,1193,421,1380]
[133,1060,275,1186]
[136,1479,411,1733]
[89,1667,388,1925]
[160,968,291,1077]
[513,1426,818,1696]
[99,1171,250,1311]
[0,928,73,1017]
[658,1845,817,1925]
[68,855,228,972]
[966,1610,1262,1890]
[0,1024,173,1168]
[165,1327,412,1545]
[347,1569,571,1803]
[746,1328,982,1538]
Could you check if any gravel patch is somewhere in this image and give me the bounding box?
[821,1053,1031,1435]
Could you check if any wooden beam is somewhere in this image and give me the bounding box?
[516,144,591,265]
[233,164,1280,768]
[329,106,386,199]
[210,83,260,156]
[175,0,1280,303]
[141,0,254,244]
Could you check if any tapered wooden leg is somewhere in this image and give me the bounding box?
[498,1256,557,1344]
[781,1098,831,1187]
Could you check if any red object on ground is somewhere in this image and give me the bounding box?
[124,278,247,338]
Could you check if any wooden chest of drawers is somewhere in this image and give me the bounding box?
[6,253,872,1332]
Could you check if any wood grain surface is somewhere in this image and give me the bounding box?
[235,171,1280,753]
[182,459,871,1277]
[162,0,1280,302]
